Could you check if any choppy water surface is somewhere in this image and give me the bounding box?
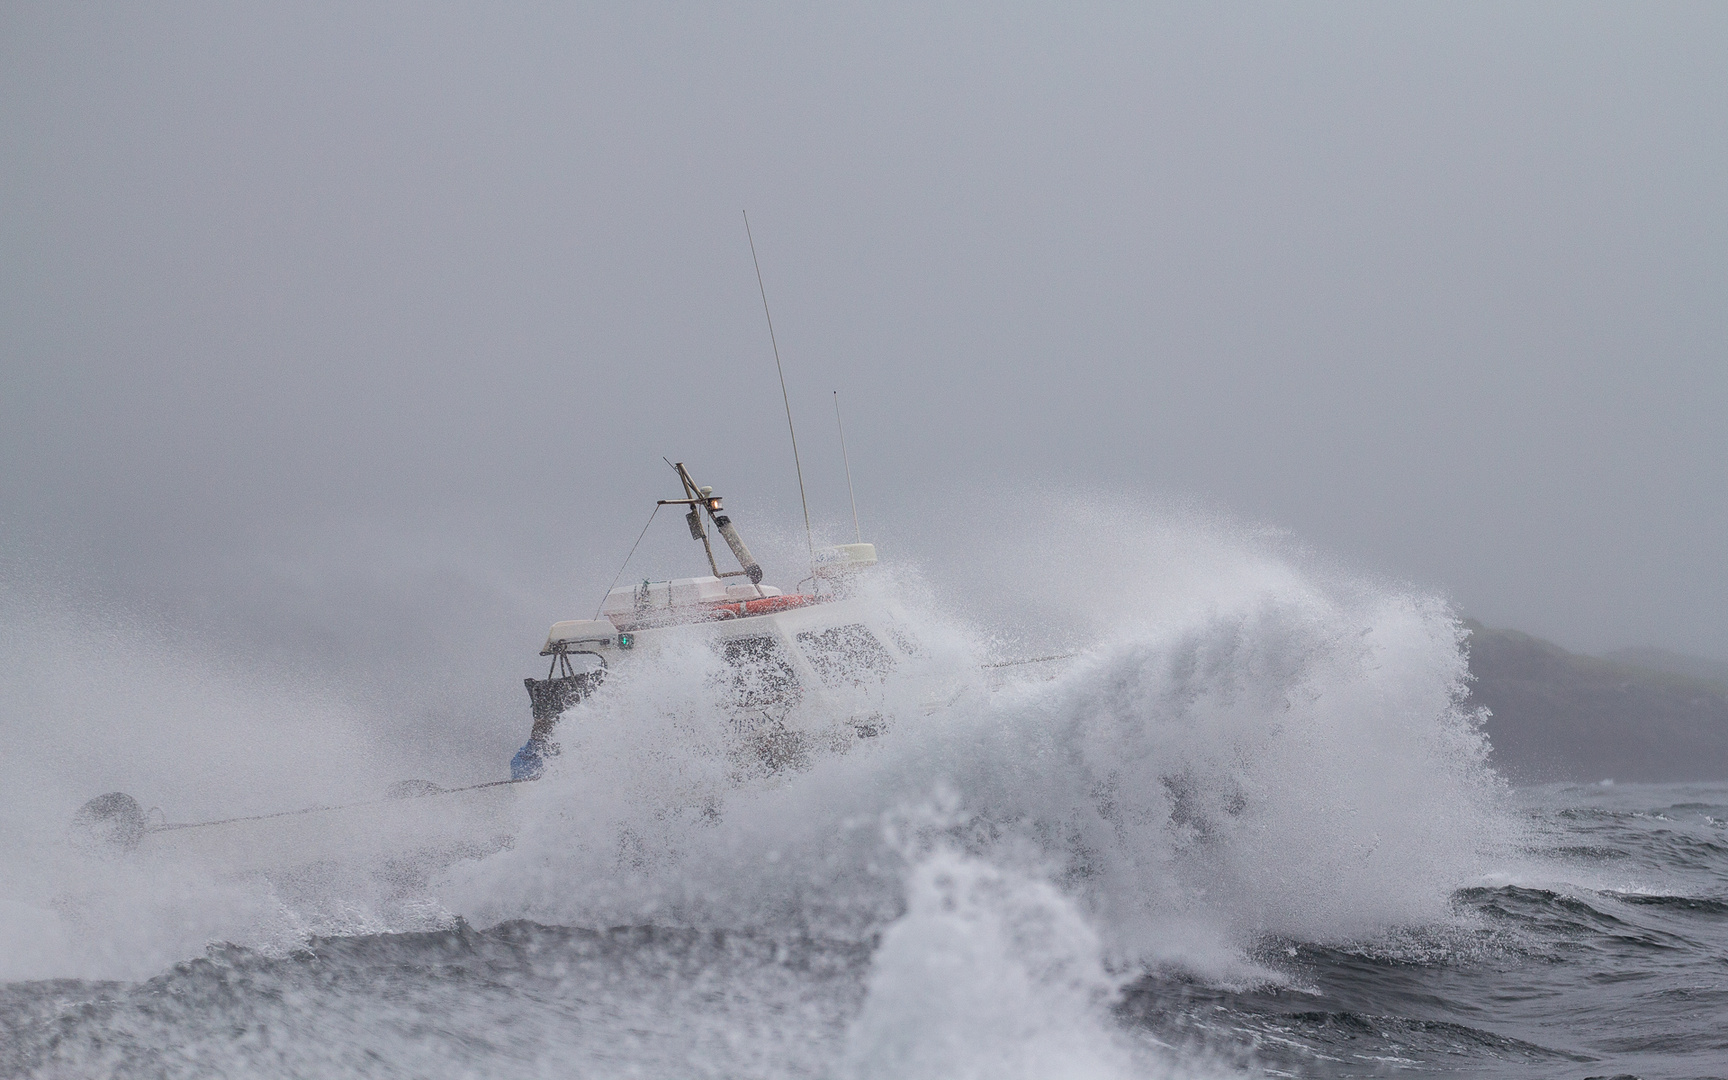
[1121,783,1728,1079]
[4,524,1725,1078]
[6,785,1724,1079]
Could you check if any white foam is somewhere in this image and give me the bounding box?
[4,500,1518,1076]
[446,504,1514,993]
[836,845,1142,1080]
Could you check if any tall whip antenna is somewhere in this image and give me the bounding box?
[743,210,814,566]
[834,390,861,543]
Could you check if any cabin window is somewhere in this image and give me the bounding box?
[796,624,896,688]
[719,635,803,708]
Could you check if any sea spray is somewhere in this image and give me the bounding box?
[835,844,1143,1080]
[3,502,1519,1078]
[0,580,410,982]
[446,510,1509,976]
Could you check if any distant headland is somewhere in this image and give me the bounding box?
[1464,621,1728,783]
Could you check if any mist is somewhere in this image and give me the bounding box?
[3,3,1725,781]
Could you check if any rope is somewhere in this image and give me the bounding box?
[595,503,660,619]
[150,779,524,833]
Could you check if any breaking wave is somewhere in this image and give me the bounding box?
[448,508,1507,957]
[2,501,1517,1075]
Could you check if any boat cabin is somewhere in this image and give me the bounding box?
[513,462,889,778]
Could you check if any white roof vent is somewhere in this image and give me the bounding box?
[813,543,877,577]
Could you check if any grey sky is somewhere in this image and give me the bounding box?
[3,2,1725,730]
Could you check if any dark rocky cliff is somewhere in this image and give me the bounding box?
[1464,621,1728,782]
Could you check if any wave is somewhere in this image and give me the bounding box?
[423,507,1518,1079]
[4,502,1523,1077]
[1600,891,1728,917]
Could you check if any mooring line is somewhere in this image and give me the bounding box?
[150,778,525,833]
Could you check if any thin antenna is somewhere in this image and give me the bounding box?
[834,390,861,543]
[743,210,814,566]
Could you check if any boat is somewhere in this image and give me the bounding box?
[69,461,944,872]
[512,461,935,782]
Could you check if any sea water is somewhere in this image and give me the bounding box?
[2,515,1724,1079]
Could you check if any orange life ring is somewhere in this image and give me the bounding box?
[700,594,814,620]
[741,594,812,616]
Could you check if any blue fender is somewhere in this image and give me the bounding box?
[511,739,548,780]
